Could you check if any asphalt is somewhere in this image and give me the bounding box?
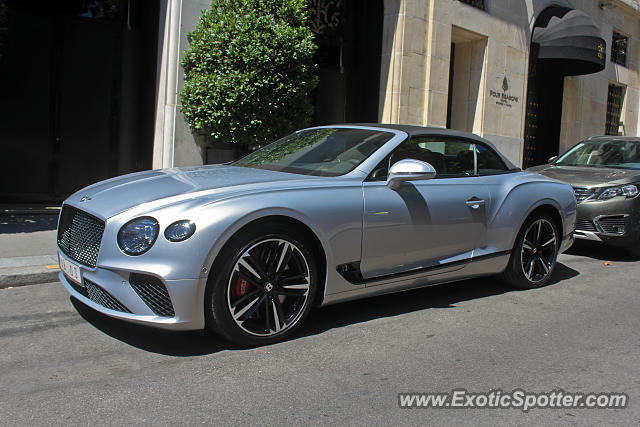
[0,205,61,289]
[0,241,638,425]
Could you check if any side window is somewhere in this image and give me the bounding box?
[367,136,510,181]
[475,144,508,175]
[391,137,475,178]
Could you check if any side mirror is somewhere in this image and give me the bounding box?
[387,159,436,189]
[548,155,558,164]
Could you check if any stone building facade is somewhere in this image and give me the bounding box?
[154,0,640,169]
[1,0,638,201]
[376,0,640,166]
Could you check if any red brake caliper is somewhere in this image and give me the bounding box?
[232,276,251,300]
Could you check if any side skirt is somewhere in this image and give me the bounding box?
[322,251,511,307]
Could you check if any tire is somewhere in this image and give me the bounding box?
[205,222,318,346]
[501,214,559,289]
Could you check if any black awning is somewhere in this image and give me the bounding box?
[532,9,606,76]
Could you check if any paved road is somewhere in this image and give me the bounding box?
[1,241,639,426]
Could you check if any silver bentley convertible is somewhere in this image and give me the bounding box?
[57,124,576,345]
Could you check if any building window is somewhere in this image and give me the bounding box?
[605,84,625,136]
[611,31,628,66]
[458,0,485,10]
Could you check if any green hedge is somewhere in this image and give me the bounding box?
[180,0,318,147]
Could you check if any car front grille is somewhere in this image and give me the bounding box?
[596,215,626,235]
[64,274,130,313]
[575,218,597,232]
[57,205,105,268]
[572,187,594,203]
[129,273,175,317]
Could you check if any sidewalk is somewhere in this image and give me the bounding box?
[0,205,61,288]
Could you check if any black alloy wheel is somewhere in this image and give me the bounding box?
[206,223,318,346]
[502,215,559,289]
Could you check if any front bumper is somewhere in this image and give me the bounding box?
[573,196,640,247]
[58,250,206,331]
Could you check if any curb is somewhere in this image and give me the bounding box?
[0,210,60,216]
[0,270,60,289]
[0,205,61,216]
[0,255,60,289]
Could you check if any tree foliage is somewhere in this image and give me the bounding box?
[180,0,318,146]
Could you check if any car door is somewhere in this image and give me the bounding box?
[360,136,495,281]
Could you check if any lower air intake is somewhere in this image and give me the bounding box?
[129,273,175,317]
[596,216,626,235]
[84,279,131,313]
[575,218,597,232]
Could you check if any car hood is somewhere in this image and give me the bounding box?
[527,164,640,187]
[65,165,328,219]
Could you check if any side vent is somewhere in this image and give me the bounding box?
[336,262,365,284]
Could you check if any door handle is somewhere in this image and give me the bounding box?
[466,199,485,209]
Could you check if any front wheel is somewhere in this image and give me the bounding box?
[205,224,318,346]
[501,215,559,289]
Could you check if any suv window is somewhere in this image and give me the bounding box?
[368,136,508,180]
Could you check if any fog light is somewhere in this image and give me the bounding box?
[164,220,196,242]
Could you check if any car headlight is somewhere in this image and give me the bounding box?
[117,217,159,255]
[164,220,196,242]
[598,184,639,201]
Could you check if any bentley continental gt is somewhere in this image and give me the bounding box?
[57,124,576,345]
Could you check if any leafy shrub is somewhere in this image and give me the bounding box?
[180,0,318,147]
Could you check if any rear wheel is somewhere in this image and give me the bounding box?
[205,223,318,346]
[502,215,559,289]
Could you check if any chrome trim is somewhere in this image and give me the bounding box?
[572,186,595,204]
[594,214,629,236]
[574,230,603,241]
[387,159,437,189]
[340,250,511,285]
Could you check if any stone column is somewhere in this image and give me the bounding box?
[152,0,182,169]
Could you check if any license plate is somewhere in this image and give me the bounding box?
[59,254,82,285]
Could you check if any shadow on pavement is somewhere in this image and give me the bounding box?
[303,262,578,338]
[0,214,58,234]
[70,262,579,356]
[565,240,635,262]
[71,297,238,356]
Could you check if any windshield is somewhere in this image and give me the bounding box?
[232,128,394,176]
[555,140,640,169]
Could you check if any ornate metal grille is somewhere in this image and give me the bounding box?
[611,31,628,66]
[308,0,343,35]
[605,84,625,136]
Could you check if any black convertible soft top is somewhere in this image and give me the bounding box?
[345,123,520,171]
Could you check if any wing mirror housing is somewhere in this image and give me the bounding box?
[387,159,436,189]
[548,155,558,164]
